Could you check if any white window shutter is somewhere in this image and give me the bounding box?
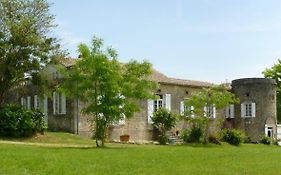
[21,97,24,107]
[251,102,256,118]
[203,106,207,117]
[191,106,195,118]
[230,104,235,118]
[165,94,171,112]
[241,103,245,118]
[43,95,48,114]
[180,101,184,115]
[61,94,66,114]
[27,96,31,109]
[119,113,126,125]
[53,92,56,114]
[213,106,216,118]
[34,95,38,109]
[147,99,154,124]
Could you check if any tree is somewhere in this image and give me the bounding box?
[60,37,157,147]
[151,108,178,145]
[0,0,62,106]
[183,85,239,143]
[263,60,281,123]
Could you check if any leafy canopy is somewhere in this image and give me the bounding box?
[0,0,62,105]
[60,36,157,147]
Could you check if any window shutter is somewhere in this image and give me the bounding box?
[147,99,154,124]
[203,106,207,117]
[165,94,171,112]
[119,113,126,125]
[27,96,31,109]
[180,101,184,115]
[230,104,235,118]
[251,102,256,118]
[191,106,195,118]
[43,95,48,123]
[61,94,66,114]
[21,97,24,107]
[34,95,38,109]
[53,92,56,114]
[241,103,245,118]
[213,105,216,118]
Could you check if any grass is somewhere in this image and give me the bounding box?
[0,133,281,175]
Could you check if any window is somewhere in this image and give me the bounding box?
[53,92,66,115]
[204,105,216,118]
[180,101,194,117]
[147,94,171,124]
[20,96,31,109]
[241,102,256,118]
[154,94,163,112]
[225,104,235,118]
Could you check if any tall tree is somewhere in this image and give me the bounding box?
[263,59,281,122]
[60,37,157,147]
[184,85,239,143]
[0,0,61,106]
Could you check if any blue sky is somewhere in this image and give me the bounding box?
[49,0,281,83]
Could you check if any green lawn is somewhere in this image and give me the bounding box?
[0,133,281,175]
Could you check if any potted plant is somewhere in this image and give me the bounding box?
[120,134,130,142]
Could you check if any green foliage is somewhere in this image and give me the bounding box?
[60,36,157,147]
[151,108,178,145]
[208,133,221,145]
[0,104,46,137]
[263,60,281,123]
[181,127,203,143]
[183,85,239,143]
[0,0,62,106]
[220,129,245,146]
[260,135,271,145]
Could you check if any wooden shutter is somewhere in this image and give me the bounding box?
[27,96,31,109]
[230,104,235,118]
[53,92,56,114]
[61,93,66,114]
[43,95,48,123]
[34,95,38,109]
[191,106,195,118]
[21,97,24,107]
[165,94,171,112]
[147,99,154,124]
[213,105,216,118]
[251,102,256,118]
[203,106,207,117]
[180,101,184,115]
[241,103,245,118]
[119,113,126,125]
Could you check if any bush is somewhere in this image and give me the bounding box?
[181,126,203,143]
[0,104,47,137]
[220,129,245,146]
[260,135,271,145]
[208,134,221,145]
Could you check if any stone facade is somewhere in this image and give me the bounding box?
[15,59,277,143]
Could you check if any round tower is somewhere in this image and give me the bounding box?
[231,78,277,142]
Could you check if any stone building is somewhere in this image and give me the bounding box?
[18,58,277,142]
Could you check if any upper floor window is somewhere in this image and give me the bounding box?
[154,94,163,112]
[147,94,171,124]
[241,102,256,118]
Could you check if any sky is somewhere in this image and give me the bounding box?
[49,0,281,84]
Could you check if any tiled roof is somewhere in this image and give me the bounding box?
[55,58,213,88]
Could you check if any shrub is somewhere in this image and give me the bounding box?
[220,129,245,146]
[181,126,203,143]
[208,134,221,145]
[0,104,47,137]
[260,135,271,145]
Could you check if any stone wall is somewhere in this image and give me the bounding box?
[231,78,277,142]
